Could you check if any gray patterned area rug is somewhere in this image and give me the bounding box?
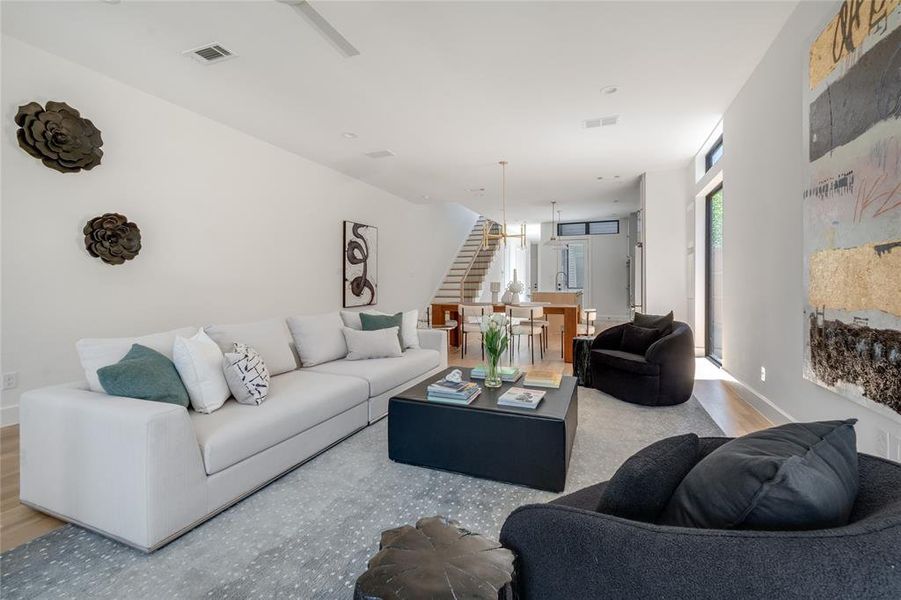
[0,388,723,599]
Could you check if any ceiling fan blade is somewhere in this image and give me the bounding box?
[277,0,360,58]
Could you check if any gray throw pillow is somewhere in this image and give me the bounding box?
[597,433,700,522]
[660,420,859,530]
[97,344,190,407]
[360,312,404,348]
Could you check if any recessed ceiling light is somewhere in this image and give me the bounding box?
[422,195,431,200]
[342,132,358,139]
[600,85,619,95]
[596,176,604,180]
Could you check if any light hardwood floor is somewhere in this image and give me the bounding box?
[0,326,771,553]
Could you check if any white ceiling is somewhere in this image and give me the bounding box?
[2,1,795,223]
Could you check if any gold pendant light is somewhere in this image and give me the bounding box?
[483,160,526,248]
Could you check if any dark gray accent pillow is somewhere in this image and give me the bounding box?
[660,420,859,530]
[633,311,674,333]
[620,324,663,355]
[360,312,404,348]
[97,344,190,408]
[597,433,700,522]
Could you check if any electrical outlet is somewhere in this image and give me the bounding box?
[2,372,18,390]
[760,366,766,382]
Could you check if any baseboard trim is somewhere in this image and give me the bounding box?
[723,370,795,425]
[1,404,19,426]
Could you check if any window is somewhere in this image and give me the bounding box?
[563,242,586,289]
[706,184,724,364]
[557,220,619,236]
[705,136,723,172]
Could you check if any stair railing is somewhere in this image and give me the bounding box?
[459,220,500,303]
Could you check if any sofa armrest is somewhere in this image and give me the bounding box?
[417,329,448,367]
[591,323,626,350]
[19,382,208,551]
[500,503,900,600]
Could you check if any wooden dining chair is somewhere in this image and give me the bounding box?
[508,306,545,364]
[459,305,487,359]
[423,306,458,332]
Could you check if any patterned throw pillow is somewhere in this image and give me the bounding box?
[222,343,270,405]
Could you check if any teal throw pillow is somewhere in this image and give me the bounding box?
[97,344,190,407]
[360,312,405,348]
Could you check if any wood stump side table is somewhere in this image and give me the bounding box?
[354,516,515,600]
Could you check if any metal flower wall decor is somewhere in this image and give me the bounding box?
[84,213,142,265]
[15,101,103,173]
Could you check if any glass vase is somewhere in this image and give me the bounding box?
[484,351,502,388]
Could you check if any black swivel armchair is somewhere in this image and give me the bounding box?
[590,321,695,406]
[500,437,901,600]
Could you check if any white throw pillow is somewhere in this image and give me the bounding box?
[76,326,197,393]
[287,312,348,367]
[399,309,420,349]
[341,309,420,349]
[173,329,230,414]
[222,343,270,405]
[343,327,403,360]
[205,318,297,375]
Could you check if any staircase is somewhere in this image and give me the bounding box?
[432,217,502,304]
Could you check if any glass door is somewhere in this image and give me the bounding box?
[706,185,724,363]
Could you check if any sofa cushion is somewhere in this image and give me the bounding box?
[597,433,700,522]
[660,420,859,530]
[206,318,297,375]
[190,369,368,475]
[306,348,440,397]
[77,326,196,392]
[591,349,660,376]
[287,312,348,367]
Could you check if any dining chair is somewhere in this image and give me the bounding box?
[561,308,597,357]
[459,305,487,359]
[422,306,458,332]
[508,306,545,364]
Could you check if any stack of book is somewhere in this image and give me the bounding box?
[426,378,481,405]
[523,370,562,388]
[497,387,545,409]
[470,365,523,382]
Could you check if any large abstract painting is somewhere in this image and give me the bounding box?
[343,221,377,307]
[802,1,900,419]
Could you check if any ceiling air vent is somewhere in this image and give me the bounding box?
[583,115,619,129]
[183,43,236,64]
[365,150,396,159]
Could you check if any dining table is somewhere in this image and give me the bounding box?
[430,302,582,363]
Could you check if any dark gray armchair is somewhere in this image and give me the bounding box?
[500,437,901,600]
[590,321,695,406]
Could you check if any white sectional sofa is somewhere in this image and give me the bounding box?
[18,315,447,552]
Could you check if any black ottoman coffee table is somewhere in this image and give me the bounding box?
[389,368,578,492]
[354,516,515,600]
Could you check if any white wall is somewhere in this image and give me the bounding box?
[641,168,690,322]
[718,1,901,457]
[536,220,630,319]
[0,36,476,424]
